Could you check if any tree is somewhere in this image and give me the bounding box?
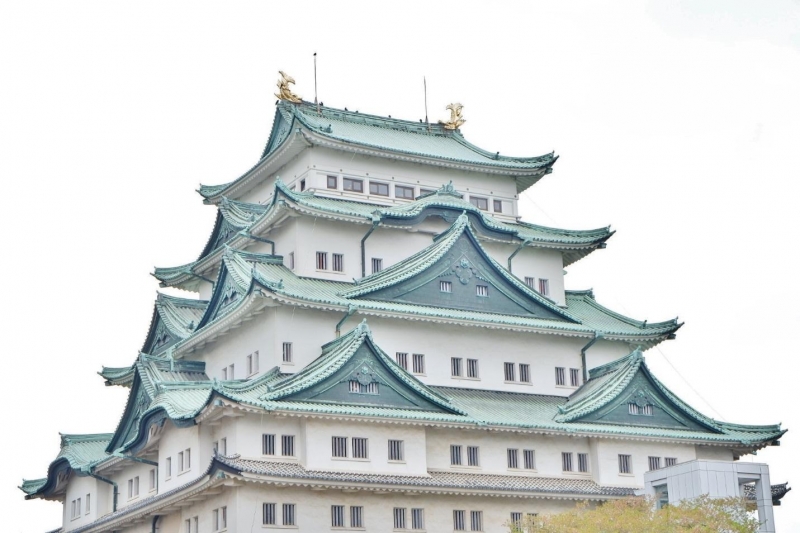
[508,496,760,533]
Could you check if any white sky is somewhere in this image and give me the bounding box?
[1,1,799,531]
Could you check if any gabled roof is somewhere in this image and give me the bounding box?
[196,198,268,261]
[199,101,558,203]
[552,350,786,446]
[141,293,207,355]
[20,433,113,498]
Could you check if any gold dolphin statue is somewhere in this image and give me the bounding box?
[275,71,302,103]
[439,103,466,130]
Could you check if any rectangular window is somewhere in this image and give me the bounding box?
[183,449,191,470]
[619,454,632,474]
[519,363,531,383]
[166,457,172,478]
[282,342,293,363]
[369,181,390,196]
[219,437,227,456]
[393,508,407,529]
[352,437,369,459]
[263,503,276,525]
[349,380,379,394]
[149,468,156,491]
[228,364,234,380]
[524,276,536,289]
[185,519,191,533]
[578,453,590,473]
[222,367,227,380]
[467,446,480,467]
[316,251,328,270]
[327,175,338,189]
[466,358,479,378]
[412,353,425,374]
[451,357,463,377]
[282,435,295,457]
[332,436,348,457]
[283,503,296,526]
[263,434,276,455]
[332,253,344,272]
[471,510,483,531]
[523,449,536,470]
[343,177,363,192]
[562,452,574,472]
[247,351,259,375]
[507,448,519,469]
[570,368,580,387]
[388,439,404,461]
[538,278,550,296]
[76,497,81,516]
[493,199,503,213]
[665,457,678,467]
[555,367,566,386]
[419,188,435,196]
[371,258,383,274]
[476,285,489,297]
[453,510,466,531]
[396,185,415,199]
[396,352,409,370]
[331,505,345,527]
[450,445,463,465]
[649,456,662,471]
[288,251,295,270]
[510,512,522,527]
[440,280,452,293]
[300,179,306,191]
[71,500,76,520]
[213,506,227,531]
[504,362,516,382]
[134,476,140,496]
[86,493,90,514]
[411,508,424,530]
[350,506,364,528]
[470,196,488,210]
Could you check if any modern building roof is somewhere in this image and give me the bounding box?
[198,101,559,203]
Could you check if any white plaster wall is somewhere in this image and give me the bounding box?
[584,339,637,371]
[107,460,157,512]
[695,446,734,461]
[304,419,428,476]
[62,475,100,532]
[485,243,566,306]
[169,487,234,533]
[158,422,201,493]
[590,438,697,487]
[234,483,576,533]
[233,412,305,463]
[193,311,271,381]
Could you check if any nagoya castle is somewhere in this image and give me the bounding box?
[21,73,788,533]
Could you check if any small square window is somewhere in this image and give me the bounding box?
[369,182,390,196]
[327,175,338,189]
[648,456,662,471]
[282,342,293,363]
[332,436,348,458]
[331,505,345,527]
[352,437,368,459]
[467,446,480,466]
[578,453,590,472]
[263,503,277,525]
[451,357,463,377]
[316,251,328,270]
[350,506,364,528]
[665,457,678,467]
[450,445,463,465]
[395,352,409,370]
[262,434,276,455]
[519,363,531,383]
[412,353,425,374]
[555,367,566,386]
[570,368,580,387]
[453,510,466,531]
[388,439,404,461]
[288,251,295,270]
[343,177,363,192]
[524,277,535,289]
[493,199,503,213]
[247,351,259,375]
[476,285,489,297]
[507,448,519,469]
[619,454,632,474]
[470,196,488,210]
[396,185,415,199]
[283,503,296,526]
[299,179,306,191]
[471,510,483,531]
[538,278,550,296]
[411,508,424,530]
[523,449,536,470]
[504,362,516,382]
[394,508,407,529]
[562,452,574,472]
[440,280,453,293]
[466,358,479,378]
[332,253,344,272]
[282,435,295,457]
[371,258,383,274]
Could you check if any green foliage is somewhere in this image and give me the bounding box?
[508,496,759,533]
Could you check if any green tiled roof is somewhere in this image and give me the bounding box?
[20,434,113,498]
[198,101,558,203]
[99,364,135,387]
[195,198,267,261]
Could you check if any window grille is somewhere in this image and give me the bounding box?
[510,512,522,526]
[467,358,479,378]
[570,368,580,387]
[411,508,424,530]
[393,508,407,529]
[555,367,566,386]
[350,506,364,528]
[282,503,295,526]
[453,510,466,531]
[332,436,348,458]
[451,357,463,377]
[629,403,654,416]
[388,439,404,461]
[263,434,276,455]
[263,503,277,525]
[504,362,516,381]
[331,505,345,527]
[371,258,383,274]
[467,446,480,466]
[471,510,484,531]
[507,448,519,469]
[523,449,536,470]
[562,452,574,472]
[348,380,379,394]
[524,277,535,289]
[85,493,90,513]
[343,177,363,192]
[538,278,550,296]
[649,456,662,471]
[619,454,632,474]
[476,285,489,297]
[412,353,425,374]
[149,469,156,490]
[665,457,678,467]
[450,445,463,465]
[352,437,368,459]
[519,363,531,383]
[440,280,452,293]
[316,251,328,270]
[396,352,409,369]
[281,435,295,457]
[289,251,295,270]
[282,342,292,363]
[332,253,344,272]
[578,453,589,472]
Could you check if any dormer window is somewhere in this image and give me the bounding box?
[469,196,488,210]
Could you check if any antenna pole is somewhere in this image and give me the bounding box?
[314,52,320,114]
[424,76,429,132]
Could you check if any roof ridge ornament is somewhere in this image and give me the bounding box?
[439,103,466,130]
[275,71,302,103]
